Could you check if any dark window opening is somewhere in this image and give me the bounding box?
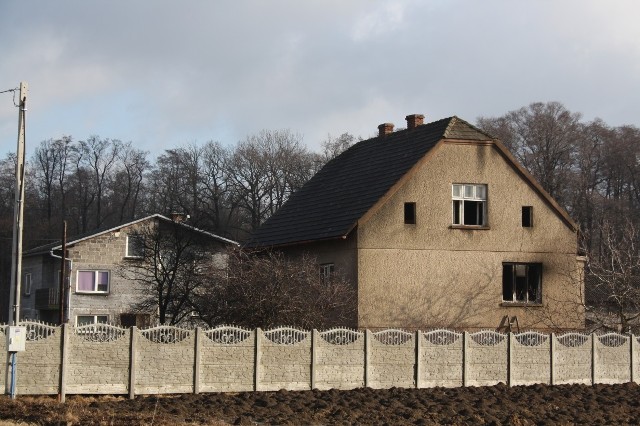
[463,200,484,225]
[503,263,542,304]
[522,206,533,227]
[404,202,416,224]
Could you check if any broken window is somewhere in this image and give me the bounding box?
[452,184,487,226]
[320,263,334,283]
[502,263,542,304]
[522,206,533,227]
[404,202,416,224]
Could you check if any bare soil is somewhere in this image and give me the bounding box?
[1,383,639,425]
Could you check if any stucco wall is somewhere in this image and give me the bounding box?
[357,142,583,330]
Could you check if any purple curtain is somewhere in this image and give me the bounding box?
[77,271,95,291]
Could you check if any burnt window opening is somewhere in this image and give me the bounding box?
[320,263,335,283]
[502,263,542,304]
[404,202,416,224]
[522,206,533,227]
[452,184,487,226]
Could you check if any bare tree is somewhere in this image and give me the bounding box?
[193,250,357,329]
[117,219,217,325]
[587,219,640,332]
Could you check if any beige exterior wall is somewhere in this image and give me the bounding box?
[357,142,584,330]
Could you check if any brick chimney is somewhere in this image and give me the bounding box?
[378,123,394,137]
[405,114,425,130]
[170,212,189,223]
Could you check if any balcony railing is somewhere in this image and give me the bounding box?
[35,288,60,310]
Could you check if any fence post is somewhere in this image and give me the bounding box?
[194,327,202,394]
[59,323,69,403]
[364,329,372,388]
[254,328,262,392]
[507,332,513,387]
[550,332,555,385]
[591,332,596,385]
[630,334,635,383]
[415,330,421,389]
[129,326,137,399]
[311,329,317,390]
[462,331,468,387]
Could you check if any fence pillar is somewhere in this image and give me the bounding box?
[311,329,318,390]
[194,327,202,394]
[591,332,596,385]
[507,332,513,387]
[630,334,635,383]
[415,330,421,389]
[364,330,372,388]
[59,323,69,403]
[129,326,137,399]
[550,333,555,385]
[462,331,469,387]
[254,328,262,391]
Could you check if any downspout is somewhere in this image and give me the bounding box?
[49,249,72,324]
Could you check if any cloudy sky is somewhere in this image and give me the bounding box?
[1,1,639,158]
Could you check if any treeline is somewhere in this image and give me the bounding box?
[0,130,356,250]
[477,102,640,255]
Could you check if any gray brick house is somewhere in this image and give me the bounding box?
[20,214,237,326]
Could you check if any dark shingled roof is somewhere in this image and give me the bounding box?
[245,116,494,248]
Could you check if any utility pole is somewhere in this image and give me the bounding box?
[5,81,27,399]
[8,81,27,326]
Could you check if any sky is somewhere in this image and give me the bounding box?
[1,0,640,159]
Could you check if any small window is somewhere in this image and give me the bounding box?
[23,273,32,296]
[76,270,110,293]
[320,263,335,282]
[522,206,533,227]
[76,315,109,331]
[452,184,487,226]
[502,263,542,304]
[404,202,416,224]
[126,233,145,258]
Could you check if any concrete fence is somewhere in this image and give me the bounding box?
[2,322,639,401]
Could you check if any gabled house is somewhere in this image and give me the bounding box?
[20,214,238,327]
[246,114,585,331]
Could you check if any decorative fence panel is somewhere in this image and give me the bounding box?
[420,329,463,388]
[200,326,254,393]
[135,326,195,394]
[594,333,630,384]
[66,324,130,394]
[315,328,364,390]
[15,321,61,395]
[467,331,508,386]
[0,326,5,391]
[554,333,592,385]
[3,323,640,399]
[369,329,415,389]
[511,331,550,386]
[259,327,311,391]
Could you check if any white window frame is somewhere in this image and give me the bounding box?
[75,315,109,331]
[23,273,32,296]
[76,270,110,294]
[452,183,487,226]
[125,233,145,258]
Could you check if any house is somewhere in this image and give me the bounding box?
[20,214,238,327]
[246,114,585,331]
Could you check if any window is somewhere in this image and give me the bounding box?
[126,233,145,258]
[502,263,542,304]
[76,315,108,331]
[320,263,334,282]
[76,270,110,293]
[404,202,416,224]
[522,206,533,227]
[452,184,487,226]
[23,273,31,296]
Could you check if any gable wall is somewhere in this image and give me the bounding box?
[357,142,584,330]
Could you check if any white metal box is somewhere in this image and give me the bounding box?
[7,326,26,352]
